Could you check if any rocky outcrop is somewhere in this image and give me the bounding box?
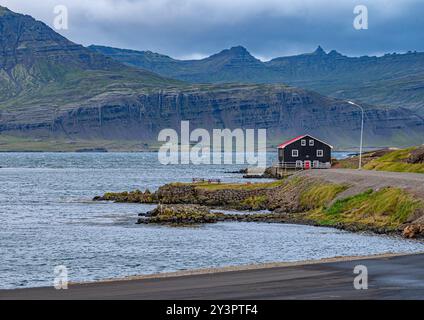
[137,204,225,225]
[156,183,270,209]
[403,224,424,239]
[95,175,424,238]
[93,189,156,203]
[407,146,424,164]
[136,204,294,225]
[96,183,271,210]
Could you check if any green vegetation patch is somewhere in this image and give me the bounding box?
[240,195,268,210]
[311,187,423,229]
[300,183,348,209]
[364,147,424,173]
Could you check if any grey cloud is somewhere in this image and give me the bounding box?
[1,0,424,59]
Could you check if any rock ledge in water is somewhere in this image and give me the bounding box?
[137,204,225,225]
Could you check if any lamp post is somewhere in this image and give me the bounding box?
[347,101,364,170]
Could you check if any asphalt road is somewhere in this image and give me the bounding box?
[1,254,424,300]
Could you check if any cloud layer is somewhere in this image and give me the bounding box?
[2,0,423,59]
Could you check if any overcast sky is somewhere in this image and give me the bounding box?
[2,0,424,60]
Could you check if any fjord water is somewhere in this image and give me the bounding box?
[0,152,423,289]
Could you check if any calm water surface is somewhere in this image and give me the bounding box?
[0,152,423,289]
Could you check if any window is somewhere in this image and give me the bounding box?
[317,149,324,157]
[301,139,306,146]
[296,160,303,168]
[309,139,314,146]
[292,149,299,157]
[313,161,319,168]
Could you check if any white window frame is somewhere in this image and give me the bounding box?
[292,149,299,157]
[301,139,306,146]
[317,149,324,157]
[309,139,314,146]
[313,160,319,168]
[296,160,303,168]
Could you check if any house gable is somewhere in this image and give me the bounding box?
[277,135,332,165]
[278,134,333,149]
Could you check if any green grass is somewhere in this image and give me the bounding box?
[240,195,268,210]
[336,147,424,173]
[300,183,349,209]
[309,187,423,229]
[0,61,181,111]
[364,147,424,173]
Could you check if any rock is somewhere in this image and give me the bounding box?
[136,204,225,225]
[135,204,295,225]
[407,146,424,164]
[93,189,155,203]
[402,224,424,239]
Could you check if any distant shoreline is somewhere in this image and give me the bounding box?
[0,149,359,153]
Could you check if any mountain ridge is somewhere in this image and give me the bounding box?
[90,44,424,115]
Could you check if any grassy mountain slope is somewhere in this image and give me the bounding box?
[0,6,180,111]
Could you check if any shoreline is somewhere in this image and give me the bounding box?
[70,251,424,286]
[2,251,423,291]
[96,169,424,239]
[2,252,424,299]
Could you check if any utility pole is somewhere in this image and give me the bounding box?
[347,101,365,170]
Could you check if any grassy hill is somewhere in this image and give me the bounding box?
[334,146,424,173]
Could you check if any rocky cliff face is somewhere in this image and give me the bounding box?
[2,84,423,148]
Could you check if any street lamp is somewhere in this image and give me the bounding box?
[347,101,364,170]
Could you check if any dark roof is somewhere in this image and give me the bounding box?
[278,135,333,149]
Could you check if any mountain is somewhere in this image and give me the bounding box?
[90,45,424,115]
[89,45,272,83]
[1,6,424,150]
[0,6,179,108]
